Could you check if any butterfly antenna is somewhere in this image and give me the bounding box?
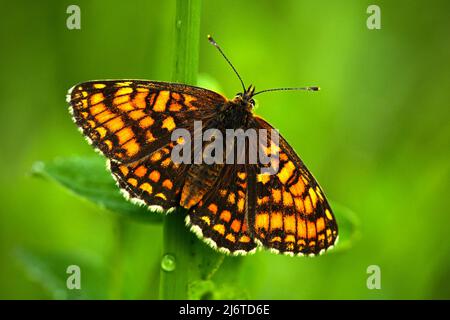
[253,86,320,96]
[208,35,246,92]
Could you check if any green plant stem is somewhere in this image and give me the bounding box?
[171,0,201,85]
[159,0,202,300]
[109,216,126,299]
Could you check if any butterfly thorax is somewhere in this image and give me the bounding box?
[180,86,256,209]
[217,85,256,129]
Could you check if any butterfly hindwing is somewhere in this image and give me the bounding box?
[68,80,226,164]
[186,164,258,255]
[108,142,189,211]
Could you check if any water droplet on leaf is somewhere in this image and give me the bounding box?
[161,254,176,272]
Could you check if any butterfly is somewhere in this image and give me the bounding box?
[67,36,338,256]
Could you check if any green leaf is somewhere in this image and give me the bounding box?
[188,280,216,300]
[15,248,108,299]
[210,256,250,299]
[190,257,249,300]
[329,201,361,252]
[31,156,162,223]
[192,241,225,281]
[188,279,249,300]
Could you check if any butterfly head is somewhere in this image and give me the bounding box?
[233,84,256,109]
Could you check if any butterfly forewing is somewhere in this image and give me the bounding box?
[68,80,226,163]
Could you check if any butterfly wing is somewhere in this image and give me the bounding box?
[67,80,226,164]
[108,141,188,212]
[68,80,226,211]
[185,164,259,255]
[248,116,338,256]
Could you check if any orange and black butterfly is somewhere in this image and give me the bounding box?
[67,36,338,256]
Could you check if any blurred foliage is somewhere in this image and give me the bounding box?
[15,248,108,299]
[0,0,449,299]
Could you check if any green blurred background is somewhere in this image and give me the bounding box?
[1,0,449,299]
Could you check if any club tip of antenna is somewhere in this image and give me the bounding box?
[207,34,216,44]
[310,86,320,91]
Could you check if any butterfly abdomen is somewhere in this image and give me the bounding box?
[180,163,223,209]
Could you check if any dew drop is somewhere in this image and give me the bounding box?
[161,254,176,272]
